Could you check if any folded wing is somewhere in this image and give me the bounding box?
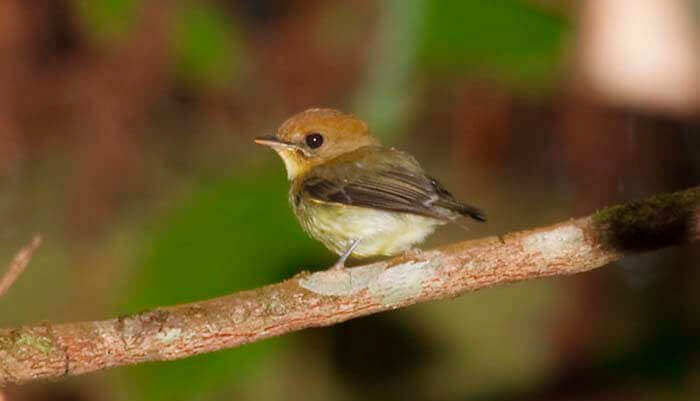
[300,147,486,222]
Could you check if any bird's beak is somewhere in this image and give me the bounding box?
[254,135,297,150]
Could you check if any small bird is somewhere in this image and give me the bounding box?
[255,108,485,269]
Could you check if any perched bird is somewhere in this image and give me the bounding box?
[255,108,485,269]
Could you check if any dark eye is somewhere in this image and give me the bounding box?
[305,132,324,149]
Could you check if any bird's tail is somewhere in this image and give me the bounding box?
[437,200,487,222]
[455,203,487,222]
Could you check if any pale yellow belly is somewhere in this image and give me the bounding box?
[294,200,444,258]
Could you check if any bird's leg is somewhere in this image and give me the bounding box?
[329,239,361,270]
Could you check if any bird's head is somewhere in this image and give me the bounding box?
[255,108,380,180]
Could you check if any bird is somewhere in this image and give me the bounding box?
[255,108,485,269]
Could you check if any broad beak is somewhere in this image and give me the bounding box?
[254,135,296,149]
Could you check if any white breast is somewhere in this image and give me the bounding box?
[297,201,445,258]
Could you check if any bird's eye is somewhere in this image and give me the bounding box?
[305,132,324,149]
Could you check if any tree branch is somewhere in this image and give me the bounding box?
[0,235,41,298]
[1,187,698,385]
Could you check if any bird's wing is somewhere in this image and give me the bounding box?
[299,147,486,222]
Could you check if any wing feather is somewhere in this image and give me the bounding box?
[299,147,486,222]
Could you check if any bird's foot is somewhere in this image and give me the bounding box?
[326,239,361,270]
[327,259,348,270]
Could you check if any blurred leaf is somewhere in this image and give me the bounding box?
[172,3,242,87]
[353,0,425,141]
[75,0,138,42]
[420,0,569,88]
[122,339,281,401]
[119,170,327,401]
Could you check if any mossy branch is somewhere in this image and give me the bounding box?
[1,187,698,386]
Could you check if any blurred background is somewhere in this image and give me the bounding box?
[1,0,699,400]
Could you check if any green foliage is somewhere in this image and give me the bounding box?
[353,0,425,141]
[121,340,279,401]
[172,3,242,87]
[119,170,327,401]
[75,0,242,86]
[420,0,569,88]
[75,0,138,42]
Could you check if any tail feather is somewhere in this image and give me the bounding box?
[456,203,487,222]
[436,199,487,222]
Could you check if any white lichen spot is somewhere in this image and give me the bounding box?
[368,260,438,306]
[155,328,182,343]
[522,225,587,259]
[298,263,386,296]
[267,299,288,316]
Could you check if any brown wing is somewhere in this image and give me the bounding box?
[300,147,486,222]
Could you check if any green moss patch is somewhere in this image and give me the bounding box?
[593,188,699,252]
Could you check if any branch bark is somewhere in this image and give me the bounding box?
[1,187,698,385]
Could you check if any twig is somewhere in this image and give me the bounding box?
[0,235,41,298]
[0,187,698,385]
